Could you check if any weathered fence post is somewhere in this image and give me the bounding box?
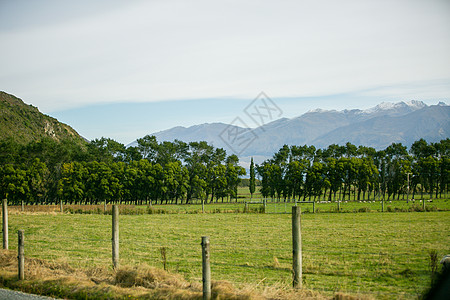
[2,199,8,250]
[18,230,24,280]
[21,200,24,212]
[112,205,119,269]
[201,236,211,300]
[406,173,411,203]
[202,199,205,213]
[60,199,63,213]
[313,201,315,213]
[292,206,302,289]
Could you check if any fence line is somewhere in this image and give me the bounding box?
[3,196,446,216]
[2,204,442,299]
[7,235,436,298]
[16,236,430,258]
[18,238,432,258]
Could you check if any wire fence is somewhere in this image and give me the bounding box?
[2,204,448,299]
[12,236,436,298]
[3,194,450,215]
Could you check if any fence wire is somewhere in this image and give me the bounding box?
[7,233,438,297]
[4,210,446,299]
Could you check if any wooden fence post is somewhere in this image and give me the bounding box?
[292,206,302,289]
[2,199,8,250]
[18,230,24,280]
[201,236,211,300]
[313,201,315,213]
[112,205,119,269]
[60,199,63,213]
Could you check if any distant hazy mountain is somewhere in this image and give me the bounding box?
[130,100,449,167]
[312,104,449,149]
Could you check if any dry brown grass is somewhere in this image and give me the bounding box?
[7,204,74,213]
[0,250,335,299]
[5,204,136,215]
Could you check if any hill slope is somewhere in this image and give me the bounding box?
[0,91,86,145]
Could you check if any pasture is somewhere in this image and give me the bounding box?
[4,209,450,298]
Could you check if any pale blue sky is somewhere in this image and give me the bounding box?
[1,0,449,144]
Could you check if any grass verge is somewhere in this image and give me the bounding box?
[0,250,333,299]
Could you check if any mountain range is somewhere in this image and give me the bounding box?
[1,90,448,169]
[130,100,449,167]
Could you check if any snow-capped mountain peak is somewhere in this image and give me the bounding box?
[362,100,427,114]
[306,101,429,116]
[306,108,332,113]
[404,100,427,109]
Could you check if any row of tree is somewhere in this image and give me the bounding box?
[253,139,449,201]
[0,136,448,204]
[0,136,244,205]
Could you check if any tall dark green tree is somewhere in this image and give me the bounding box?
[0,164,29,204]
[249,157,255,200]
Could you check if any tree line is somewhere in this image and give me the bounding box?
[0,136,448,205]
[256,139,449,201]
[0,136,244,205]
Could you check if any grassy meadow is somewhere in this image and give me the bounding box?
[4,209,450,299]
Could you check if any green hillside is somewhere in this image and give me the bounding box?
[0,91,86,145]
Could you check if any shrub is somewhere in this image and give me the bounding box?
[409,204,424,212]
[258,205,265,214]
[358,207,371,213]
[425,206,438,212]
[146,207,168,214]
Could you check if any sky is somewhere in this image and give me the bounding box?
[1,0,449,144]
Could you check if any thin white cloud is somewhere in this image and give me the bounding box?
[1,0,449,112]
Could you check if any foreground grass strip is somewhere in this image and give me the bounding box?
[0,250,330,299]
[5,211,449,298]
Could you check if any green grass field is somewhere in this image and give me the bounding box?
[5,210,450,299]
